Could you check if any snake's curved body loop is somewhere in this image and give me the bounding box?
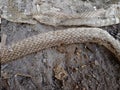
[1,28,120,64]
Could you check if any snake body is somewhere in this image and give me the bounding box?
[33,10,120,27]
[1,28,120,64]
[1,2,120,26]
[33,4,120,27]
[1,2,120,64]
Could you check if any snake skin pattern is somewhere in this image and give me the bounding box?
[1,2,120,64]
[1,28,120,64]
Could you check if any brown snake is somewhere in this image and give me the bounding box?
[1,28,120,64]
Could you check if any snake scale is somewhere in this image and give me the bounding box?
[33,8,120,27]
[1,28,120,64]
[1,2,120,64]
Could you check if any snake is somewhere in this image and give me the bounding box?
[33,8,120,27]
[1,2,120,64]
[1,28,120,64]
[1,2,120,26]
